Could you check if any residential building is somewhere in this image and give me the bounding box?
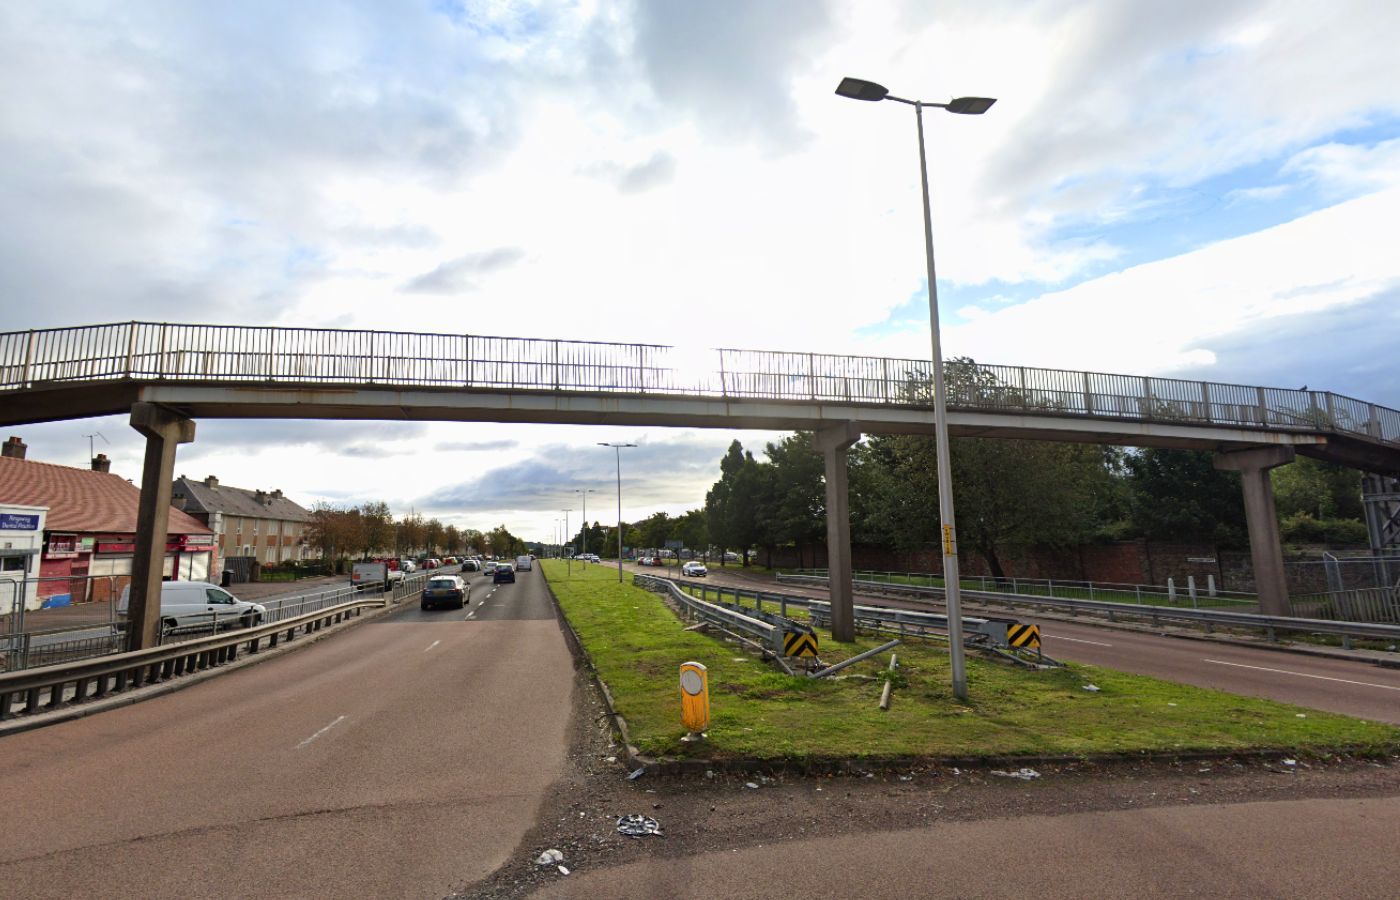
[0,437,215,609]
[172,475,313,565]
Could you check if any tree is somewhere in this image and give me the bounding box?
[424,518,444,553]
[1124,449,1247,546]
[359,501,393,559]
[765,433,826,567]
[1272,457,1363,521]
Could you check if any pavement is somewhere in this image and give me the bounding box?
[0,566,576,899]
[660,564,1400,724]
[528,794,1400,899]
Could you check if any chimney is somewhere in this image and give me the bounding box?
[1,436,26,460]
[255,489,268,504]
[204,475,219,488]
[91,453,111,473]
[271,489,283,499]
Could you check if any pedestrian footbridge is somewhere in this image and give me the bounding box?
[3,321,1398,638]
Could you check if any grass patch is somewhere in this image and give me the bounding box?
[544,560,1400,762]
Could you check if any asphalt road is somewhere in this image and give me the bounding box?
[0,565,574,899]
[678,565,1400,724]
[531,794,1400,899]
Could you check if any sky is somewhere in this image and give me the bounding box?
[3,0,1400,542]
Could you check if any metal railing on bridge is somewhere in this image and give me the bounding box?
[3,321,1398,445]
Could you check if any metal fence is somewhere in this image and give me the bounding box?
[789,569,1260,610]
[3,321,1398,445]
[2,571,433,673]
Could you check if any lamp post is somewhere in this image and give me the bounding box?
[562,509,572,575]
[573,488,597,564]
[598,442,637,583]
[835,76,994,702]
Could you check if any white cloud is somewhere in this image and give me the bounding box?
[5,0,1400,539]
[947,187,1400,377]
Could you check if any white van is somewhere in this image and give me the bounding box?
[118,581,267,636]
[515,555,533,572]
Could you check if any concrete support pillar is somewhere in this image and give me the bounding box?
[1214,446,1295,617]
[814,423,861,643]
[128,403,196,652]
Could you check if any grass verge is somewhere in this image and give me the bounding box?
[544,560,1400,762]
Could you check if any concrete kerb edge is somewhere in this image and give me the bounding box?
[540,568,652,773]
[0,591,410,738]
[540,569,1396,780]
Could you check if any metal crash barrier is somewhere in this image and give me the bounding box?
[0,595,388,722]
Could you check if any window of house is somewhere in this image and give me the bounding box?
[2,556,27,572]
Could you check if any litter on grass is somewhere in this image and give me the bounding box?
[1082,684,1101,692]
[616,815,663,837]
[536,849,564,866]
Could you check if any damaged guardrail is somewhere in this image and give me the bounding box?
[633,574,819,673]
[777,573,1400,649]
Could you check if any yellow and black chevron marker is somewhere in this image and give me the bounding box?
[1006,623,1041,650]
[783,631,820,658]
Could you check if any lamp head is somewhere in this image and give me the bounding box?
[945,96,996,115]
[835,77,888,102]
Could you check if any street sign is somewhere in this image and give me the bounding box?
[665,539,683,550]
[1006,623,1041,650]
[941,523,955,556]
[783,632,820,658]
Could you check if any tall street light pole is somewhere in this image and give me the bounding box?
[573,488,597,564]
[598,442,637,583]
[562,509,572,575]
[835,76,995,702]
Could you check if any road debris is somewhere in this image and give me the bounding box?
[745,782,760,789]
[536,849,564,866]
[557,866,570,876]
[991,768,1041,780]
[627,767,646,780]
[1283,759,1297,766]
[616,814,663,837]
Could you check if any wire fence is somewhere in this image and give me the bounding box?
[3,321,1398,445]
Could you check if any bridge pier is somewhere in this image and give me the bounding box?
[815,423,861,643]
[1214,446,1295,617]
[127,403,196,652]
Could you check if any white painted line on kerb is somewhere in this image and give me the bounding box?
[296,715,347,749]
[1047,635,1114,647]
[466,610,476,619]
[424,640,441,652]
[1202,659,1400,692]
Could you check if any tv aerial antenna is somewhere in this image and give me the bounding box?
[84,430,110,461]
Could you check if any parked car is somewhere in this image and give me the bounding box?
[682,561,708,577]
[515,554,533,572]
[118,581,267,636]
[421,574,469,610]
[493,562,516,584]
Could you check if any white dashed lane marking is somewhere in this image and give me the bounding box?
[1202,659,1400,692]
[424,640,440,652]
[295,715,346,749]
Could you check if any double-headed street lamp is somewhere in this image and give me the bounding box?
[598,442,637,583]
[836,76,995,702]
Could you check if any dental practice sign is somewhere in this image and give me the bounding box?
[0,513,41,531]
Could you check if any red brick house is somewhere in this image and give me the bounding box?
[0,437,214,608]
